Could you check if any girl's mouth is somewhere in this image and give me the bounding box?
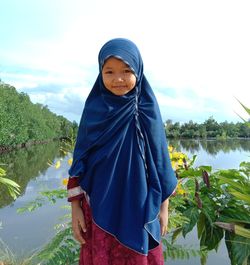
[112,86,127,89]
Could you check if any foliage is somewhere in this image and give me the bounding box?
[168,146,250,264]
[32,226,79,265]
[0,167,20,200]
[217,162,250,206]
[17,189,67,213]
[236,99,250,128]
[165,117,250,139]
[0,81,77,148]
[162,238,207,262]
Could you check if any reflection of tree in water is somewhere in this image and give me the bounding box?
[0,141,63,208]
[179,140,200,153]
[240,140,250,151]
[170,139,200,153]
[202,140,223,155]
[203,139,250,155]
[169,139,250,156]
[168,139,181,151]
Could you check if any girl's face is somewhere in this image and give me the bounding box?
[102,57,136,96]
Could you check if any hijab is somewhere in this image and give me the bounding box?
[69,38,177,254]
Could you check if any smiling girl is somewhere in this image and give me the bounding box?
[67,38,177,265]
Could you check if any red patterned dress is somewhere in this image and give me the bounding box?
[68,177,164,265]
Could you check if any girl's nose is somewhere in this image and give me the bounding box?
[114,74,124,82]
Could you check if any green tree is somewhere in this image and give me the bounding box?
[203,116,221,138]
[0,81,78,148]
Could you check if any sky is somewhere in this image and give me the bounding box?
[0,0,249,124]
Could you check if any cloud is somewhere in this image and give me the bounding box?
[0,0,249,124]
[25,84,91,122]
[43,92,86,122]
[0,65,92,122]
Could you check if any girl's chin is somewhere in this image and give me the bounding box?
[109,89,130,96]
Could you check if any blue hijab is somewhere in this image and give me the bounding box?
[69,38,177,254]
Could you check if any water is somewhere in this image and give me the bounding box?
[0,142,69,257]
[0,139,249,264]
[169,139,250,170]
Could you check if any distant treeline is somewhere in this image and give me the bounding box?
[0,81,78,148]
[165,118,250,139]
[1,81,249,150]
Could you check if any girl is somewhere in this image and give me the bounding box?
[67,38,177,265]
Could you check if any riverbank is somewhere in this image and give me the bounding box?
[0,139,58,154]
[167,136,250,140]
[1,137,249,154]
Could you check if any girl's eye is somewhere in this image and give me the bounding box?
[124,69,132,73]
[104,71,113,74]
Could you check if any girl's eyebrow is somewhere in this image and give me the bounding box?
[103,64,131,70]
[103,66,113,70]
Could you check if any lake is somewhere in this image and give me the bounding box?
[0,139,249,264]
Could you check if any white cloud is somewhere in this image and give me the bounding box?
[1,0,249,123]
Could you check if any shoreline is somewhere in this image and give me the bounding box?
[1,137,249,154]
[0,139,59,154]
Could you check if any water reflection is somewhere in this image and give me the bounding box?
[1,139,249,208]
[0,139,249,263]
[0,141,64,208]
[169,139,250,155]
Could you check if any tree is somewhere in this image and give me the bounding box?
[0,82,77,148]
